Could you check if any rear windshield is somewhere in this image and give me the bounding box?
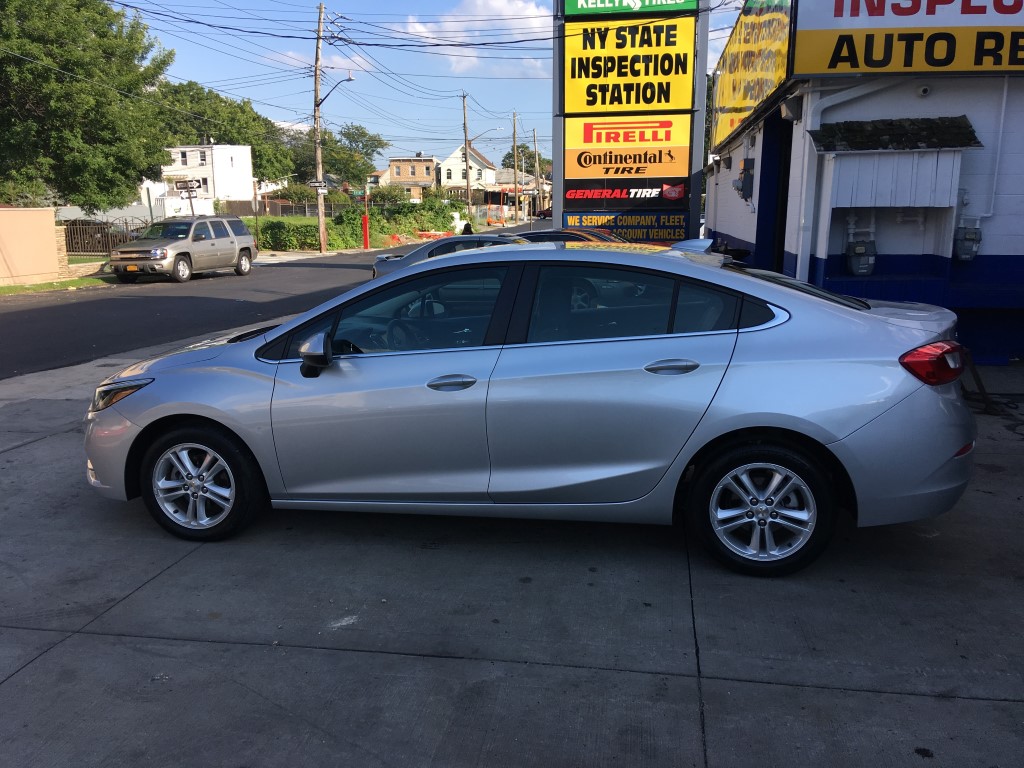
[142,221,192,240]
[724,264,870,310]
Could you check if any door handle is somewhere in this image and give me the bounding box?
[644,359,700,375]
[426,374,477,391]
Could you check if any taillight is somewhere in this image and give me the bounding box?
[899,341,964,385]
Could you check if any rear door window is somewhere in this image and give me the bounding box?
[210,220,230,239]
[227,219,251,237]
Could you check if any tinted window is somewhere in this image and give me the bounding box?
[527,266,674,343]
[192,222,211,240]
[210,220,230,238]
[673,281,739,333]
[739,297,776,328]
[227,219,251,236]
[284,267,509,358]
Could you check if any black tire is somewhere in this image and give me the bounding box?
[234,249,252,276]
[115,273,139,284]
[689,444,835,576]
[171,255,192,283]
[139,426,266,541]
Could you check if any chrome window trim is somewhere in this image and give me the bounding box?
[738,304,789,332]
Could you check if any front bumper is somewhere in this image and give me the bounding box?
[84,407,142,500]
[108,256,174,275]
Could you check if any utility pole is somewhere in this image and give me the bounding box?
[533,128,542,218]
[313,2,327,254]
[462,93,472,217]
[512,111,519,225]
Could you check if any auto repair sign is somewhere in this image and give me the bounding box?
[795,0,1024,75]
[564,115,691,179]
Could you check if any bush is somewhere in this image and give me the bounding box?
[244,217,345,251]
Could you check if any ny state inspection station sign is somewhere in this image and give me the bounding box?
[557,1,699,241]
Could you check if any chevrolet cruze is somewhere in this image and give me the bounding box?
[84,244,975,575]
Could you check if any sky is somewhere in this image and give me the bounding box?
[114,0,742,167]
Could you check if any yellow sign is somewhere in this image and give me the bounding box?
[565,17,696,114]
[564,115,691,179]
[794,1,1024,75]
[795,27,1024,74]
[711,2,791,149]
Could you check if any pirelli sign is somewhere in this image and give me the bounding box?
[564,116,691,179]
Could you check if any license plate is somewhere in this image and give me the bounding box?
[125,265,138,272]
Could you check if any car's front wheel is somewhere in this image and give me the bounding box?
[171,255,192,283]
[690,444,835,576]
[234,250,252,276]
[140,426,265,540]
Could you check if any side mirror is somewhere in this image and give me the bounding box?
[298,331,332,378]
[193,232,207,242]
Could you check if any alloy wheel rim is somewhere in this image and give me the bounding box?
[240,255,250,272]
[177,260,189,279]
[709,462,816,562]
[152,442,235,528]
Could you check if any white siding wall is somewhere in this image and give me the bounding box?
[813,77,1024,259]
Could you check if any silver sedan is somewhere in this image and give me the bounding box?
[84,244,975,575]
[371,234,527,278]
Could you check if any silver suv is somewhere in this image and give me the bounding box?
[108,216,258,283]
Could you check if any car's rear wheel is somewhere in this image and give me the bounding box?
[140,426,265,540]
[690,444,834,576]
[172,255,192,283]
[115,273,138,284]
[234,250,252,276]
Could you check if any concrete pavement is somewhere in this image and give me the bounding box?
[0,327,1021,766]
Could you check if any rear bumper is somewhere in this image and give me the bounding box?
[830,383,976,527]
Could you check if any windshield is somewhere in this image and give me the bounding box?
[725,264,871,310]
[141,221,193,240]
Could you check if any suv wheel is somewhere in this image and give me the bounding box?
[235,250,252,276]
[172,255,192,283]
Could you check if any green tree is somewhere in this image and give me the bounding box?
[156,81,292,182]
[369,183,409,207]
[286,123,388,186]
[502,144,551,178]
[0,0,173,210]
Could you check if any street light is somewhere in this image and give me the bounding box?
[464,127,501,218]
[313,69,354,253]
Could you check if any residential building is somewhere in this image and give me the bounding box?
[161,144,256,202]
[386,153,439,202]
[438,145,497,199]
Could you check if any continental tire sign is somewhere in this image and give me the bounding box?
[564,115,691,178]
[565,17,696,113]
[795,1,1024,74]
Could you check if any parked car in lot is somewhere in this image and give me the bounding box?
[517,228,627,244]
[107,216,257,283]
[371,234,529,279]
[84,243,975,575]
[537,207,553,219]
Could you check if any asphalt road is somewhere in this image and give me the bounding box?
[0,251,378,381]
[0,221,550,381]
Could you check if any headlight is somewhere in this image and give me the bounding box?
[91,379,153,412]
[150,248,168,258]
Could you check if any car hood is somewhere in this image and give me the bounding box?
[104,330,250,381]
[860,299,958,336]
